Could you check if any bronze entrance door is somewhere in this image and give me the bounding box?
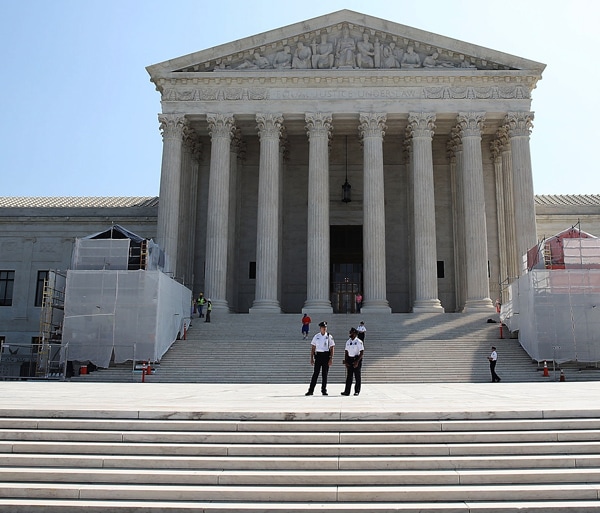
[330,226,363,314]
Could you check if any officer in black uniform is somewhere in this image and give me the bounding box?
[305,321,335,396]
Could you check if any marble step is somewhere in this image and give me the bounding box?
[4,453,600,470]
[4,467,600,486]
[2,482,600,502]
[2,499,600,512]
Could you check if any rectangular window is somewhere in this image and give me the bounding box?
[249,262,256,280]
[35,271,49,307]
[0,271,15,306]
[437,261,445,279]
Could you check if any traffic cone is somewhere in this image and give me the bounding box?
[559,369,566,382]
[543,360,549,377]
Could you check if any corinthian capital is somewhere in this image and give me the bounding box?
[505,112,534,137]
[358,112,387,140]
[457,112,486,137]
[207,114,236,140]
[256,113,284,140]
[305,112,333,140]
[158,114,187,140]
[407,112,436,139]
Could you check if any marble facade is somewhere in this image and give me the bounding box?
[146,10,545,314]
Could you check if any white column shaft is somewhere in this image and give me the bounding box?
[205,114,235,311]
[359,113,391,313]
[250,114,283,313]
[304,113,332,314]
[458,112,493,310]
[409,112,443,312]
[157,114,186,276]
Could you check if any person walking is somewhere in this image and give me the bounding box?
[306,321,335,396]
[205,299,212,323]
[196,293,206,318]
[301,313,312,340]
[356,320,366,344]
[488,346,501,382]
[355,292,363,313]
[341,327,364,396]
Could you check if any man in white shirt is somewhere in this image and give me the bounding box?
[306,321,335,396]
[341,327,364,396]
[488,346,501,382]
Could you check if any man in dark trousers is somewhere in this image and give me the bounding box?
[488,346,501,382]
[341,327,364,396]
[305,321,335,396]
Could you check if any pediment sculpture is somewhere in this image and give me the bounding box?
[176,24,507,73]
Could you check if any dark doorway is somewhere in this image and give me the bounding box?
[330,225,363,314]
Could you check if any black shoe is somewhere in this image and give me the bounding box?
[305,391,313,396]
[341,392,350,396]
[322,391,328,396]
[354,392,360,396]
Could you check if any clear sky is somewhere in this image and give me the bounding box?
[1,0,598,197]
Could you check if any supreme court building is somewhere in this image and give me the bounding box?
[146,10,545,315]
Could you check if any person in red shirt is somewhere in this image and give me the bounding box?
[301,313,312,340]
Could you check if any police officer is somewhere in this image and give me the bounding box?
[305,321,335,396]
[341,327,364,396]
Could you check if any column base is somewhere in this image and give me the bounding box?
[249,300,282,314]
[302,300,333,316]
[412,299,445,313]
[463,297,495,311]
[208,299,230,314]
[360,300,391,314]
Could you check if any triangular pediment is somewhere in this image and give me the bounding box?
[147,10,545,78]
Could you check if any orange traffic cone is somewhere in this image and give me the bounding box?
[559,369,566,382]
[543,360,549,377]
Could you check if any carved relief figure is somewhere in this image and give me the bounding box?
[335,27,356,68]
[382,42,402,68]
[292,42,312,69]
[401,45,421,68]
[273,46,292,69]
[356,33,375,68]
[237,51,272,69]
[311,34,334,69]
[423,51,456,68]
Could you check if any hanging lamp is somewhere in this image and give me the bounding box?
[341,136,352,203]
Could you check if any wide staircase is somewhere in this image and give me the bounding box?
[2,406,600,511]
[73,312,590,384]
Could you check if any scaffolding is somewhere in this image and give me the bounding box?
[37,270,67,378]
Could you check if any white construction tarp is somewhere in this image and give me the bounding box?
[62,270,191,367]
[501,269,600,363]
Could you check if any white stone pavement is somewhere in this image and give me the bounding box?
[1,381,600,420]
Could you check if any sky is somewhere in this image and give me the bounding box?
[1,0,598,197]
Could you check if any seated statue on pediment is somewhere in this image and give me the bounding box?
[236,51,272,70]
[423,51,456,68]
[292,42,312,69]
[382,42,402,68]
[311,34,334,69]
[401,45,421,68]
[273,46,292,69]
[356,33,375,69]
[335,27,356,68]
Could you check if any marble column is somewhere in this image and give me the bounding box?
[178,127,201,288]
[157,114,186,277]
[250,113,284,314]
[506,112,537,274]
[303,113,333,314]
[448,127,466,311]
[407,112,444,312]
[205,113,235,312]
[457,112,494,310]
[226,129,243,312]
[490,138,507,303]
[498,128,519,283]
[359,113,391,313]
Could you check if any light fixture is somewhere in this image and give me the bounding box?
[341,136,351,203]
